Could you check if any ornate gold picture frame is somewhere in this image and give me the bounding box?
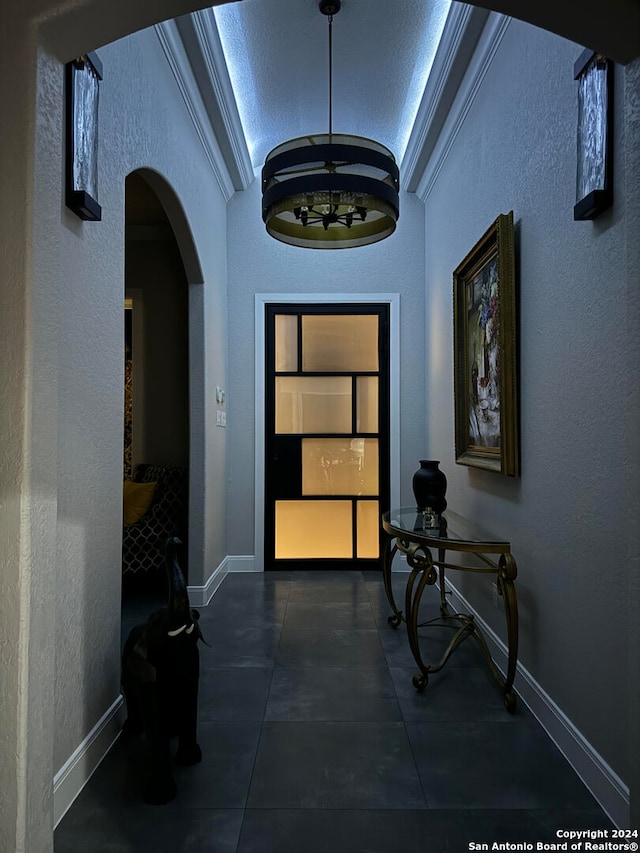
[453,211,518,476]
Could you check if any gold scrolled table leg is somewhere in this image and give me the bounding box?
[404,542,438,691]
[498,552,519,713]
[382,536,403,627]
[437,546,450,616]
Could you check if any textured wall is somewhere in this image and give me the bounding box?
[225,179,427,558]
[47,25,229,787]
[422,19,638,791]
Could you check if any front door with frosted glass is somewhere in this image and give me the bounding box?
[264,304,390,571]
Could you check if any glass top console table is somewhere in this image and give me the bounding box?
[381,508,518,713]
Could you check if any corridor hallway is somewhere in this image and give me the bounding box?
[55,570,612,851]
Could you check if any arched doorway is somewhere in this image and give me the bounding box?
[125,172,190,475]
[121,171,191,620]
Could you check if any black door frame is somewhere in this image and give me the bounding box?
[254,293,401,574]
[263,301,391,572]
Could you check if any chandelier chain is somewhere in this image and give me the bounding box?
[328,13,333,135]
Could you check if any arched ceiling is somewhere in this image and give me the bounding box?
[39,0,639,68]
[213,0,451,171]
[38,0,639,196]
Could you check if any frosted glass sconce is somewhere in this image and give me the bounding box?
[65,52,103,221]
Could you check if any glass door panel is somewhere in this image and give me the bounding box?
[301,438,379,495]
[275,376,352,434]
[275,500,353,559]
[275,314,298,371]
[302,314,379,371]
[356,376,378,433]
[357,501,380,559]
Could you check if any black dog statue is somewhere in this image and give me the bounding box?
[121,536,206,804]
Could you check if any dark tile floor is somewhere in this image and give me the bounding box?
[55,570,612,852]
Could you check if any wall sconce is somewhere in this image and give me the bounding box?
[574,49,613,221]
[66,52,103,221]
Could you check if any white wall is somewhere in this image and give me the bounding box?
[50,25,230,783]
[225,179,427,559]
[420,17,639,816]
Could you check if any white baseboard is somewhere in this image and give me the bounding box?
[188,558,229,606]
[442,579,630,828]
[226,555,257,572]
[53,695,125,828]
[187,555,258,607]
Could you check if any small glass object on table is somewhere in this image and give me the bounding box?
[421,507,438,529]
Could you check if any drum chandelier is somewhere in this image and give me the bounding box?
[261,0,400,249]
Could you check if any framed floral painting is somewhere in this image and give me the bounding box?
[453,212,518,476]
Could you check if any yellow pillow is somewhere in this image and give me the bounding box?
[123,480,157,526]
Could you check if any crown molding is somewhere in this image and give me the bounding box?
[154,20,236,202]
[410,10,512,202]
[402,4,489,191]
[416,12,512,201]
[175,10,253,190]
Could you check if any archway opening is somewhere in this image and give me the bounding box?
[121,171,190,616]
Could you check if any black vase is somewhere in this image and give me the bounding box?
[412,460,447,514]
